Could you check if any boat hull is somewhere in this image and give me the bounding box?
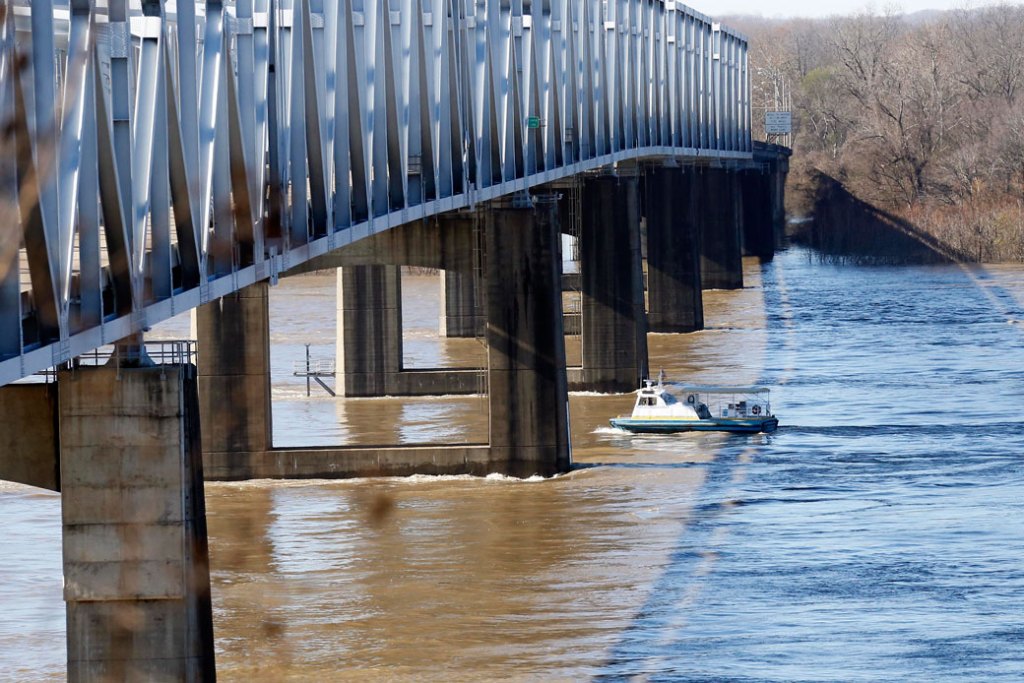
[609,416,779,434]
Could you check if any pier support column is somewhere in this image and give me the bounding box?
[578,174,649,392]
[59,364,214,681]
[196,282,273,476]
[699,168,744,290]
[0,382,59,490]
[741,169,775,260]
[645,167,704,333]
[439,270,482,338]
[769,160,789,250]
[336,265,403,397]
[196,280,274,479]
[484,198,571,477]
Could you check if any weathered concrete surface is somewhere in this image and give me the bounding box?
[58,364,214,681]
[484,200,571,477]
[578,175,649,393]
[699,168,744,290]
[440,270,483,338]
[0,382,59,490]
[196,282,273,459]
[393,369,486,395]
[204,445,491,480]
[645,167,704,333]
[337,265,403,396]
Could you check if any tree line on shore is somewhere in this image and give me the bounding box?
[727,4,1024,262]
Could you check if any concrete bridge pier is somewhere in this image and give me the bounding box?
[699,168,745,290]
[196,282,274,476]
[59,363,215,681]
[645,167,705,333]
[746,143,791,254]
[574,174,649,392]
[770,159,790,250]
[439,269,483,338]
[741,169,775,260]
[484,198,571,476]
[337,264,404,396]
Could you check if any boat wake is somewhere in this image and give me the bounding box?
[593,426,632,435]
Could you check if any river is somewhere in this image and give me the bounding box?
[2,247,1023,681]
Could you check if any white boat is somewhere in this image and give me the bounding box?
[610,377,779,434]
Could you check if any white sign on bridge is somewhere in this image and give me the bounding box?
[765,111,792,134]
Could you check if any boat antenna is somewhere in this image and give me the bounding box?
[658,368,666,386]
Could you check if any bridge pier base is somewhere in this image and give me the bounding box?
[575,174,649,392]
[484,199,571,476]
[645,167,704,333]
[439,269,483,338]
[699,168,744,290]
[58,364,214,681]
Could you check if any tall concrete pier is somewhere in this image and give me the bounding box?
[699,168,745,290]
[484,199,571,476]
[196,283,274,475]
[59,364,214,681]
[440,270,483,338]
[741,169,775,260]
[645,167,705,333]
[577,175,650,392]
[336,264,404,396]
[746,143,793,257]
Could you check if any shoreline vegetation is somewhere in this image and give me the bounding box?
[727,5,1024,264]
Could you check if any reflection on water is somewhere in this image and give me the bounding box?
[206,468,707,680]
[2,253,1024,680]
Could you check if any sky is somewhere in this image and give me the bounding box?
[691,0,1024,19]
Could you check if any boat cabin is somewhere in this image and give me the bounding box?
[632,381,708,420]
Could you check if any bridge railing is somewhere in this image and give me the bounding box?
[0,0,751,387]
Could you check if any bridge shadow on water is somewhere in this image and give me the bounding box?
[590,445,757,682]
[584,256,798,681]
[796,172,969,265]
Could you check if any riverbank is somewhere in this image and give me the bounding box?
[788,171,1024,264]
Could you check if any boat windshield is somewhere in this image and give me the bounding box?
[661,392,678,405]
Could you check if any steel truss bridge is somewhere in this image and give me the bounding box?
[0,0,751,387]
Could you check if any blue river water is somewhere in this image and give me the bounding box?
[0,247,1022,681]
[592,251,1024,682]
